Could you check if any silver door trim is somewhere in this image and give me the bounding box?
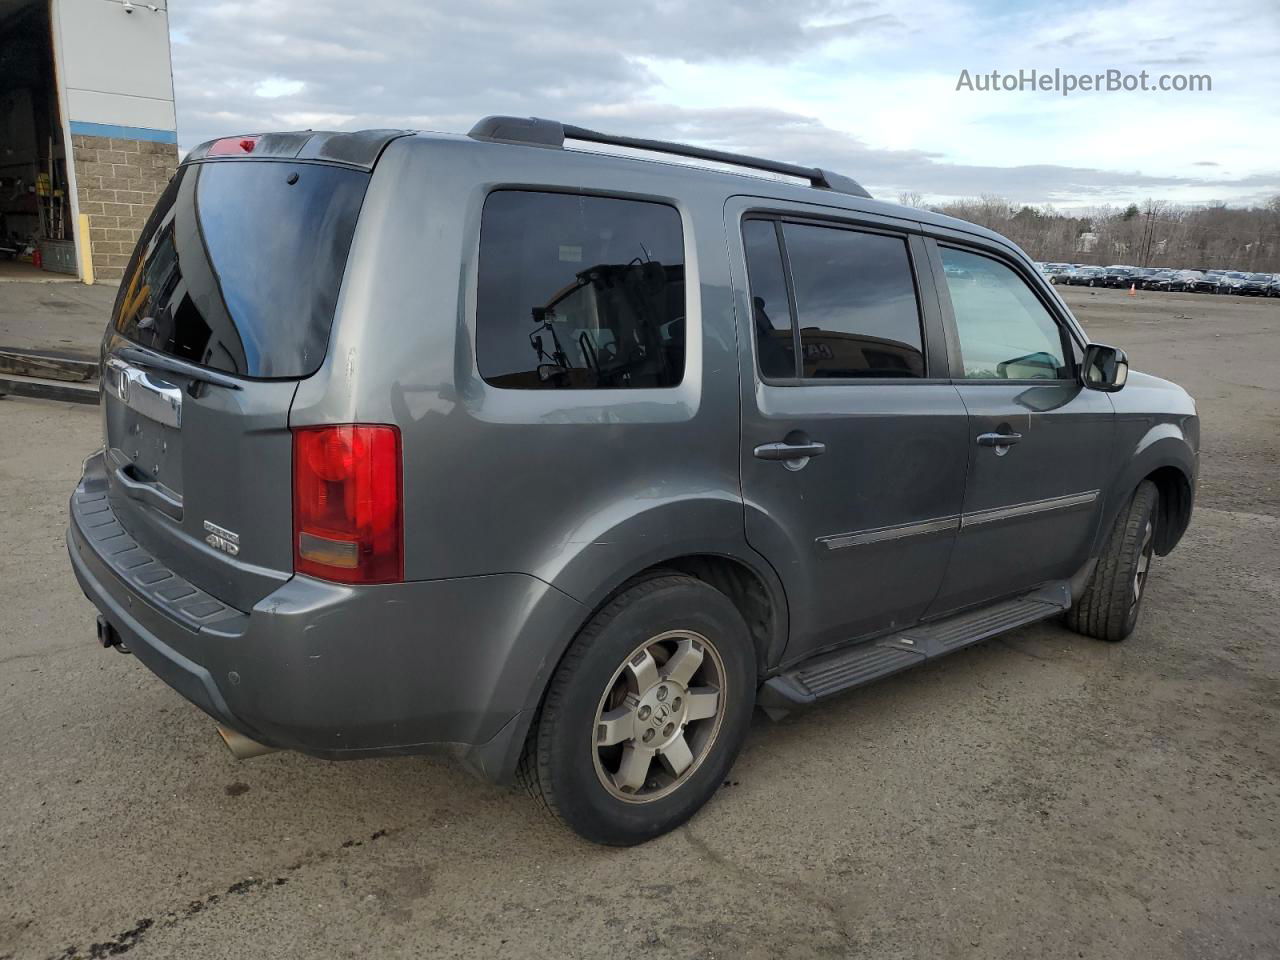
[817,489,1100,550]
[960,490,1099,528]
[818,515,960,551]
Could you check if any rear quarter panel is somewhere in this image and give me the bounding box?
[290,135,758,613]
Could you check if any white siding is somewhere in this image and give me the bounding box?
[52,0,175,132]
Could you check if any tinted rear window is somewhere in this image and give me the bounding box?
[111,161,369,378]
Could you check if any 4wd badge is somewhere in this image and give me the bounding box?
[203,520,241,557]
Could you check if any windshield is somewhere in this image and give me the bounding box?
[111,160,369,378]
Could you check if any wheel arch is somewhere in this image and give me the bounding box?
[1097,425,1196,558]
[1146,464,1193,555]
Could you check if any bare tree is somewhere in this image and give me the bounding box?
[928,195,1280,270]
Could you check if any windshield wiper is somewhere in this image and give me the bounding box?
[115,345,244,390]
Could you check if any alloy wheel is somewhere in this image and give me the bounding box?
[591,630,727,803]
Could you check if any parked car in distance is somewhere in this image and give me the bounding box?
[1140,269,1178,291]
[1237,272,1274,296]
[1188,270,1225,293]
[1216,271,1250,294]
[66,117,1200,845]
[1131,267,1163,288]
[1167,270,1203,292]
[1102,265,1139,288]
[1045,264,1076,284]
[1065,265,1106,286]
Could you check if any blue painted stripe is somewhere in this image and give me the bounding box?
[69,121,177,144]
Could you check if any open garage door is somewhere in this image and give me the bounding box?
[0,0,78,279]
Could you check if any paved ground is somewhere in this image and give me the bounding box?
[1,286,1277,960]
[0,281,115,360]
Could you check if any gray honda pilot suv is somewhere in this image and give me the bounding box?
[68,117,1198,845]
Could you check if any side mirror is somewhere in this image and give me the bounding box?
[1081,343,1128,392]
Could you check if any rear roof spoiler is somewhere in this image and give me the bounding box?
[186,129,412,170]
[468,115,872,199]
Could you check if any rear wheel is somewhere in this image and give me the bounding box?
[1066,481,1158,642]
[518,575,756,845]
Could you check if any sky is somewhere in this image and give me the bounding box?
[168,0,1280,209]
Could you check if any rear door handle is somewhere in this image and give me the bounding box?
[976,432,1023,447]
[754,441,827,461]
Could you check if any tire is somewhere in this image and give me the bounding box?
[517,575,756,845]
[1065,481,1158,642]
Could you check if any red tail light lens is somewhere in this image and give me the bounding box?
[293,425,402,584]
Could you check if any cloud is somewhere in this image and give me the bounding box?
[253,77,305,98]
[167,0,1280,207]
[572,103,1280,204]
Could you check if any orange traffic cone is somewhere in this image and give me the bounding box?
[1128,283,1136,296]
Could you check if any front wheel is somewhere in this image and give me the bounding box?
[1066,481,1158,642]
[518,575,756,845]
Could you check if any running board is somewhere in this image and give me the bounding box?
[758,582,1071,717]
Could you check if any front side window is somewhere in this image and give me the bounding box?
[476,191,685,389]
[939,246,1070,380]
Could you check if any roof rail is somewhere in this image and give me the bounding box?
[467,115,872,199]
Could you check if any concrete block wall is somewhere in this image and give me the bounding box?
[71,133,177,281]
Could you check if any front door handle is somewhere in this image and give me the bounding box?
[976,432,1023,447]
[754,441,827,461]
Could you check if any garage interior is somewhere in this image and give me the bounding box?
[0,0,77,279]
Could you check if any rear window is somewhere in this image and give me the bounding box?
[476,190,686,389]
[111,160,369,378]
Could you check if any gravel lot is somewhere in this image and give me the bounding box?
[1,286,1277,959]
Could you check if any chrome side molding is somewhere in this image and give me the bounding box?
[819,515,959,551]
[818,490,1101,550]
[960,490,1099,528]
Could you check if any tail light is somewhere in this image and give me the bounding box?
[293,424,402,584]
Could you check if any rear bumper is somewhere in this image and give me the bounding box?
[67,453,584,781]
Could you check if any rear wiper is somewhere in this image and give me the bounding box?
[116,345,243,391]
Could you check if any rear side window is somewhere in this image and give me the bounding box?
[783,223,924,379]
[477,191,685,389]
[742,219,794,379]
[112,161,369,378]
[939,246,1070,380]
[741,217,925,380]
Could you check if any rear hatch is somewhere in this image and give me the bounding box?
[99,143,374,611]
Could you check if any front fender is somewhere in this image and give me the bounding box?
[1095,419,1198,556]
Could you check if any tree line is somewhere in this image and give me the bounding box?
[897,193,1280,272]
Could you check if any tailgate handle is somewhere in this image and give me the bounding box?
[104,357,183,428]
[114,463,184,522]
